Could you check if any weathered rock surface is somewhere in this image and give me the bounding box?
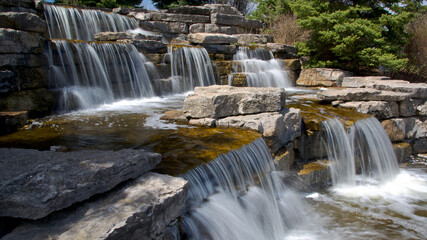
[3,172,188,240]
[267,43,297,54]
[416,101,427,116]
[0,88,56,117]
[211,13,262,29]
[188,33,238,44]
[94,31,162,41]
[189,23,245,35]
[0,28,42,54]
[183,85,286,119]
[168,5,211,15]
[369,81,427,99]
[235,34,274,45]
[204,4,242,15]
[201,44,236,54]
[215,108,301,152]
[146,12,210,24]
[413,138,427,153]
[274,142,295,171]
[0,53,41,67]
[279,160,330,192]
[0,111,27,135]
[341,76,391,88]
[0,148,161,219]
[399,99,421,117]
[339,101,399,120]
[140,21,188,34]
[382,119,405,142]
[0,12,46,33]
[0,0,34,8]
[296,68,353,87]
[381,117,427,140]
[317,88,412,102]
[283,59,301,71]
[393,142,411,163]
[228,73,247,87]
[119,39,167,53]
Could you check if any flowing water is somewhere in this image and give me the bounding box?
[44,4,137,41]
[230,47,293,88]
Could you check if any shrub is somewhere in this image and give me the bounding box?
[268,13,310,45]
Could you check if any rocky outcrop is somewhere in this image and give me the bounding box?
[0,148,161,219]
[0,111,27,135]
[3,173,188,240]
[183,85,286,119]
[296,68,353,87]
[188,33,238,44]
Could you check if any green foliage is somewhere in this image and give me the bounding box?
[288,0,422,73]
[151,0,207,9]
[249,0,291,26]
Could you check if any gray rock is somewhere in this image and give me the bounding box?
[3,173,188,240]
[0,88,56,118]
[297,68,353,87]
[266,43,297,54]
[0,148,161,219]
[188,33,238,44]
[0,12,47,33]
[339,101,399,120]
[211,13,262,29]
[0,28,42,54]
[139,21,188,34]
[235,34,274,45]
[399,99,421,117]
[189,23,246,35]
[0,111,27,135]
[274,142,295,171]
[119,39,167,53]
[341,76,391,88]
[94,31,162,41]
[0,54,41,67]
[168,5,211,15]
[369,80,427,99]
[379,117,427,140]
[381,119,406,142]
[215,108,301,152]
[413,138,427,153]
[183,85,286,119]
[203,4,242,15]
[416,101,427,116]
[188,118,216,127]
[201,44,236,54]
[393,142,411,163]
[146,12,210,23]
[0,70,16,93]
[0,0,34,8]
[317,88,412,102]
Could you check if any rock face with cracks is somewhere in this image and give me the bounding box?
[0,148,161,219]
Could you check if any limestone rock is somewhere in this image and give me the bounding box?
[416,101,427,116]
[215,108,301,152]
[119,39,167,53]
[278,160,330,192]
[0,0,34,8]
[201,44,236,54]
[211,13,262,29]
[183,85,286,119]
[94,31,162,41]
[140,21,188,34]
[168,5,211,15]
[0,28,42,54]
[188,118,216,127]
[189,23,245,35]
[0,12,46,33]
[228,73,247,87]
[283,59,301,71]
[339,101,399,120]
[369,81,427,99]
[393,142,411,163]
[382,119,405,142]
[188,33,238,44]
[341,76,390,88]
[413,138,427,153]
[266,43,297,54]
[0,70,16,93]
[0,111,27,135]
[147,12,210,24]
[203,4,242,15]
[0,54,41,67]
[160,110,187,122]
[3,173,188,240]
[317,88,412,102]
[399,99,421,117]
[274,142,295,171]
[297,68,353,87]
[235,34,274,45]
[0,88,56,117]
[0,148,161,219]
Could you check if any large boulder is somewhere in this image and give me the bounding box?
[188,33,238,44]
[183,85,286,119]
[168,5,211,15]
[0,28,42,54]
[0,88,56,117]
[0,12,46,34]
[3,173,188,240]
[0,148,161,219]
[139,21,188,34]
[189,23,246,35]
[0,111,27,135]
[296,68,353,87]
[339,101,399,120]
[211,13,262,29]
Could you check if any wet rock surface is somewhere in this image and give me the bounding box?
[3,172,188,240]
[0,148,161,219]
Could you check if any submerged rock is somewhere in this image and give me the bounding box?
[0,148,161,219]
[3,172,188,240]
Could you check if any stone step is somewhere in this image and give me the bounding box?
[211,13,262,29]
[94,31,162,42]
[189,23,246,35]
[235,34,274,45]
[189,33,238,45]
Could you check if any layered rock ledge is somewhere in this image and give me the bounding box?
[0,148,161,219]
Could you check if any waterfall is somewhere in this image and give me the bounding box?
[169,46,216,93]
[322,117,399,186]
[181,138,311,240]
[47,40,157,111]
[44,4,137,41]
[231,47,293,88]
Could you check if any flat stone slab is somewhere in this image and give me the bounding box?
[0,148,161,219]
[211,13,262,29]
[341,76,391,88]
[235,34,274,45]
[139,21,188,34]
[339,101,399,120]
[188,33,238,44]
[146,12,210,24]
[317,88,412,102]
[189,23,245,35]
[368,81,427,99]
[3,172,188,240]
[94,31,162,41]
[296,68,353,87]
[183,85,286,119]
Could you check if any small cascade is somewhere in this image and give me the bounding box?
[182,138,311,240]
[169,46,216,93]
[47,40,157,111]
[322,117,400,186]
[44,4,137,41]
[231,47,292,88]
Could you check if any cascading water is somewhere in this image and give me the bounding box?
[322,117,400,186]
[44,4,137,41]
[169,46,216,93]
[47,40,157,111]
[231,47,293,88]
[181,138,314,240]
